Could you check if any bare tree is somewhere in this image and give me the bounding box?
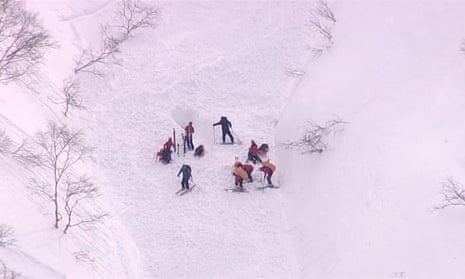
[0,225,15,247]
[74,0,159,75]
[314,0,336,23]
[115,0,160,40]
[433,177,465,211]
[73,37,120,75]
[27,122,92,228]
[0,261,21,279]
[51,77,85,117]
[11,138,44,167]
[63,175,107,234]
[279,118,347,154]
[308,0,336,57]
[0,130,12,154]
[0,0,54,84]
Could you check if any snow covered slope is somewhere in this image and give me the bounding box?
[277,1,465,277]
[3,0,465,277]
[74,0,311,277]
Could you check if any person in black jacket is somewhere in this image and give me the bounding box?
[177,164,192,190]
[213,116,234,144]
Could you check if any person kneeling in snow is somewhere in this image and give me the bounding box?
[177,164,192,190]
[159,137,175,164]
[194,144,205,157]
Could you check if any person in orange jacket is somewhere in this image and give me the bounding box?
[260,160,276,186]
[233,161,248,191]
[242,163,254,182]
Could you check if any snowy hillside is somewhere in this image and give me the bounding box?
[277,1,465,278]
[2,0,465,278]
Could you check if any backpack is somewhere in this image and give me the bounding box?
[184,165,192,178]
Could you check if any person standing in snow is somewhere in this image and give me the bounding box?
[177,164,192,190]
[246,140,262,164]
[213,116,234,144]
[184,121,195,151]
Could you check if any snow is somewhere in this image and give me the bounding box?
[277,0,465,277]
[2,0,465,278]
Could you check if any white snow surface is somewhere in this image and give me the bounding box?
[1,0,465,278]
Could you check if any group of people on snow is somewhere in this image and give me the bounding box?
[156,116,276,191]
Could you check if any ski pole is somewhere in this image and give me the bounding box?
[212,126,215,144]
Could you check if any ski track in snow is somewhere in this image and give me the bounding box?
[79,1,310,277]
[58,0,116,22]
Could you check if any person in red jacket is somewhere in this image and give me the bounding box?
[242,163,254,182]
[246,140,262,164]
[260,166,274,186]
[184,122,195,151]
[259,160,276,186]
[163,137,174,151]
[160,137,174,164]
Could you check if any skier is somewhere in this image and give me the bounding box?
[242,163,254,182]
[260,160,276,186]
[184,122,195,151]
[233,162,248,191]
[177,164,192,190]
[194,144,205,157]
[246,140,262,164]
[213,116,234,144]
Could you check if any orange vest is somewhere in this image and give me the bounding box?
[234,167,248,180]
[262,161,276,172]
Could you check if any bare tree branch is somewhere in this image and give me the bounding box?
[0,0,54,84]
[433,177,465,211]
[73,0,159,75]
[0,260,22,279]
[73,38,120,75]
[279,117,347,154]
[63,175,107,234]
[308,0,336,56]
[314,0,336,23]
[115,0,159,40]
[0,225,15,247]
[0,129,12,154]
[50,77,85,117]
